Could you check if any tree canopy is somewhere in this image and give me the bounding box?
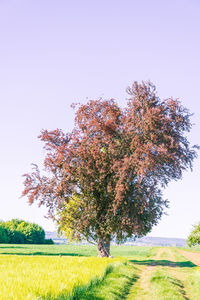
[22,81,198,256]
[187,223,200,247]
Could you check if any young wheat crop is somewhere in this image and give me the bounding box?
[0,255,123,299]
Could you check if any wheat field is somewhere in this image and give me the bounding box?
[0,255,123,299]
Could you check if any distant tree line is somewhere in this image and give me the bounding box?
[0,219,54,244]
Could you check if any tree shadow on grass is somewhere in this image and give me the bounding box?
[168,277,189,300]
[0,246,28,249]
[0,252,84,256]
[130,259,196,268]
[150,271,189,300]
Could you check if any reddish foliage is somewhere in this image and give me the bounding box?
[22,81,198,244]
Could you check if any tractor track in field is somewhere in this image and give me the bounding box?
[125,248,165,299]
[125,247,189,300]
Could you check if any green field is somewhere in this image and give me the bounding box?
[0,244,155,257]
[0,244,200,299]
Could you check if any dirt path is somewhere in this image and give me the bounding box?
[154,247,167,260]
[126,248,170,299]
[164,247,176,262]
[126,247,188,300]
[177,249,200,266]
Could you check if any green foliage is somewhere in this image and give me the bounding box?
[0,219,50,244]
[0,226,10,243]
[7,229,25,244]
[16,220,45,244]
[44,238,54,244]
[187,222,200,247]
[57,194,85,242]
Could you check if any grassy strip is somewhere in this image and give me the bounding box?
[168,267,200,300]
[69,262,139,300]
[160,249,200,299]
[178,246,200,253]
[180,267,200,299]
[127,267,187,300]
[149,269,187,300]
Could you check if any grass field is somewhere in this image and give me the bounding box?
[0,244,200,299]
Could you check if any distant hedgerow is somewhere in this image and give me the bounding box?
[0,219,53,244]
[0,226,10,243]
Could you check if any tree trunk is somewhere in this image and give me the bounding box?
[97,236,111,257]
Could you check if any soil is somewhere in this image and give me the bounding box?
[177,249,200,266]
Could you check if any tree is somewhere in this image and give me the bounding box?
[22,81,198,256]
[187,223,200,247]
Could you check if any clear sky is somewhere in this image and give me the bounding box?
[0,0,200,238]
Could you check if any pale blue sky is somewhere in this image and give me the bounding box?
[0,0,200,238]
